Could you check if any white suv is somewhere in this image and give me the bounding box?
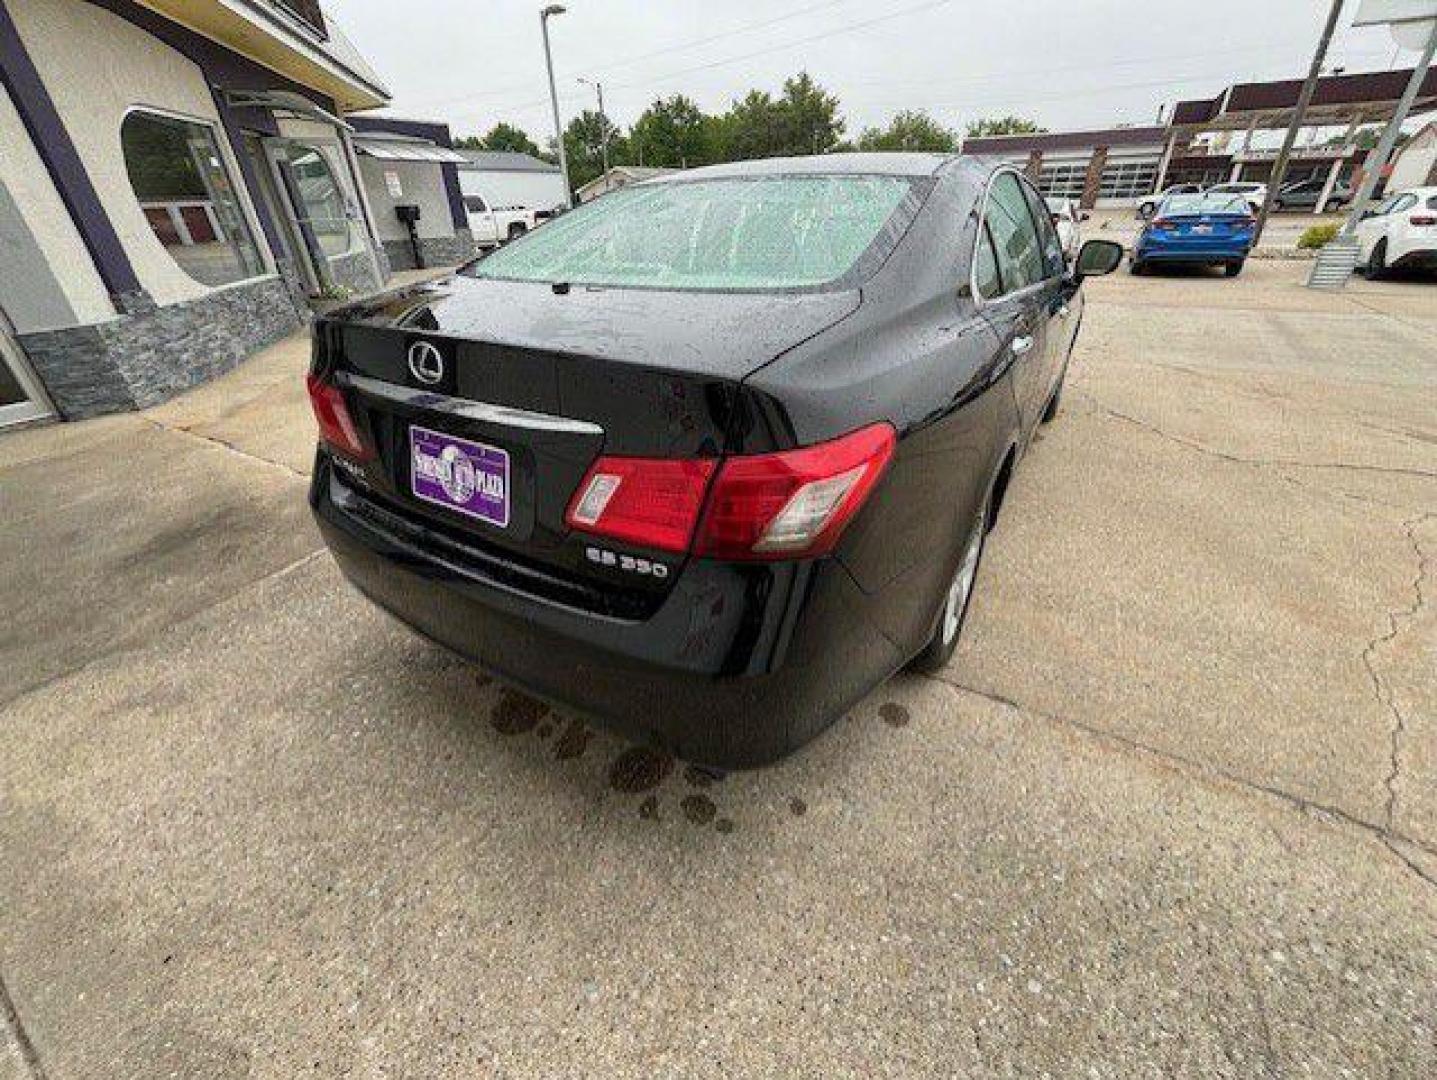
[1356,187,1437,278]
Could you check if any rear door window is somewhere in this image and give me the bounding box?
[973,224,1002,299]
[983,173,1046,295]
[1020,179,1065,277]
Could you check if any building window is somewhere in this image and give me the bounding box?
[1098,160,1160,201]
[1037,162,1087,200]
[121,110,264,288]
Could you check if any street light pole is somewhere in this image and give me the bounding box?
[1253,0,1345,245]
[579,77,609,178]
[540,5,572,208]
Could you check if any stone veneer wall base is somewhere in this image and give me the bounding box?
[19,274,305,419]
[383,230,478,272]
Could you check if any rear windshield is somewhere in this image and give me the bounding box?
[464,175,916,292]
[1162,193,1252,215]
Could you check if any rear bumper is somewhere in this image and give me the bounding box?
[311,454,905,768]
[1136,241,1251,263]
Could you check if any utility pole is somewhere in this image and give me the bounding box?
[539,5,572,208]
[1254,0,1345,244]
[578,77,609,178]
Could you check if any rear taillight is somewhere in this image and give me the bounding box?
[305,374,373,461]
[1151,218,1177,231]
[1411,214,1437,226]
[567,457,717,552]
[566,422,896,561]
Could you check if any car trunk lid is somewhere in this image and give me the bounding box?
[315,275,858,613]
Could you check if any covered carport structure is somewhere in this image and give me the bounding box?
[1161,67,1437,210]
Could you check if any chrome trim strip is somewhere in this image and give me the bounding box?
[338,373,604,435]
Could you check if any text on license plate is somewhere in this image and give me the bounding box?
[409,425,510,527]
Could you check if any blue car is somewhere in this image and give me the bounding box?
[1131,192,1257,277]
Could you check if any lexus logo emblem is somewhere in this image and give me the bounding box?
[408,340,444,385]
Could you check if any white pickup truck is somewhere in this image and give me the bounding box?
[462,192,545,248]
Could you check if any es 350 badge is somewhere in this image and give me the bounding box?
[585,546,669,579]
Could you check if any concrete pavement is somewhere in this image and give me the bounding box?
[1,261,1434,1077]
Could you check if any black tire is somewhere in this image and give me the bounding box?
[1322,199,1341,214]
[1363,239,1387,280]
[507,222,528,241]
[1224,260,1245,278]
[1130,258,1147,276]
[1137,203,1155,221]
[1041,365,1066,424]
[1273,200,1286,212]
[908,498,989,675]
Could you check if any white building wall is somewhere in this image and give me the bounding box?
[0,81,112,332]
[359,158,454,244]
[11,0,274,307]
[459,169,566,211]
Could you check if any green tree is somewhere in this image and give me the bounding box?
[716,89,780,161]
[965,116,1046,139]
[856,110,958,153]
[561,109,620,192]
[774,72,844,156]
[716,73,844,161]
[478,122,546,158]
[629,94,713,168]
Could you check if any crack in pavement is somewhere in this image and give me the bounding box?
[924,674,1437,890]
[1363,513,1434,834]
[1077,391,1437,483]
[0,970,47,1079]
[143,418,308,480]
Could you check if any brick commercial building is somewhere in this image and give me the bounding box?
[963,67,1437,213]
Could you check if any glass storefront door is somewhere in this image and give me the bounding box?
[262,138,361,294]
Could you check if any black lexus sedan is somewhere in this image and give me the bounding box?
[307,155,1122,768]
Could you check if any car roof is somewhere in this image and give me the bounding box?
[660,153,961,183]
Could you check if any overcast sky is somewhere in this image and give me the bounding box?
[332,0,1426,141]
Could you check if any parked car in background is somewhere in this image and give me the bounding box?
[462,192,542,248]
[1137,183,1204,220]
[1273,178,1351,213]
[307,156,1123,769]
[1131,191,1257,277]
[1356,187,1437,278]
[1206,181,1268,213]
[1045,196,1086,259]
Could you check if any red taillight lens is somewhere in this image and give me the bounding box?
[1411,214,1437,226]
[305,374,372,461]
[1151,218,1177,231]
[565,423,897,561]
[566,456,717,552]
[694,422,896,561]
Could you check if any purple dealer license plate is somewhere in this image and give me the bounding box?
[409,425,510,528]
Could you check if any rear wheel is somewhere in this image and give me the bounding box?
[907,502,988,675]
[1041,366,1065,424]
[1224,260,1245,278]
[1363,239,1387,280]
[1130,258,1147,275]
[507,222,528,241]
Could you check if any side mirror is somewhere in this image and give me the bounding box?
[1073,239,1123,280]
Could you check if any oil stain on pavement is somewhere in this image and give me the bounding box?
[473,685,815,836]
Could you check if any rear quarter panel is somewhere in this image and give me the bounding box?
[741,173,1020,653]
